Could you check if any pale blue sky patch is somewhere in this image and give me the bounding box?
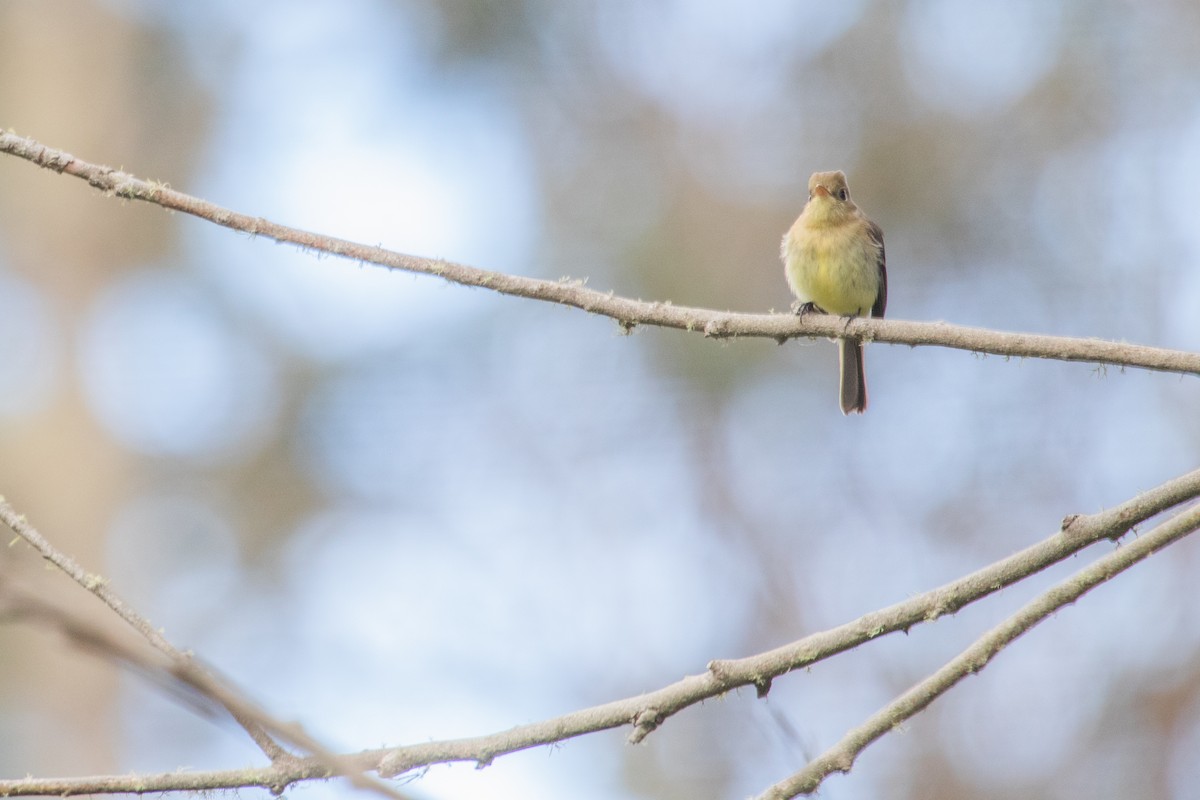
[190,86,539,361]
[901,0,1064,116]
[79,270,279,461]
[0,267,59,417]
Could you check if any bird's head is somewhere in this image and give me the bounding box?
[804,170,858,225]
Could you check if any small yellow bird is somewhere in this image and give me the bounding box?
[781,170,887,414]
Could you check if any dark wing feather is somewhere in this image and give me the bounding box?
[866,219,887,318]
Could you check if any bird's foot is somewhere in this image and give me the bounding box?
[791,301,823,317]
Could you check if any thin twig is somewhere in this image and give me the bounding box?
[1,130,1197,377]
[0,496,285,760]
[756,501,1200,799]
[0,499,409,800]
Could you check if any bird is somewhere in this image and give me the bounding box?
[781,170,887,414]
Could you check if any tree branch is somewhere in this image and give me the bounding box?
[0,496,285,761]
[757,500,1200,799]
[1,467,1196,796]
[1,130,1197,377]
[0,499,411,800]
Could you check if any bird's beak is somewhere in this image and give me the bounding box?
[813,184,830,198]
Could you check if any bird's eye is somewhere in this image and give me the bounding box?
[836,188,849,201]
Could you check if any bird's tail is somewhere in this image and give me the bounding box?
[838,338,867,415]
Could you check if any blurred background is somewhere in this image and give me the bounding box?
[1,1,1199,798]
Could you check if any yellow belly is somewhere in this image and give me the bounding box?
[784,224,879,317]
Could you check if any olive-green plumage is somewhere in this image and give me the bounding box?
[782,171,887,414]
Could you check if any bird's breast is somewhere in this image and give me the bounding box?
[784,221,880,317]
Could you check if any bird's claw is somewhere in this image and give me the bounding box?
[791,301,823,317]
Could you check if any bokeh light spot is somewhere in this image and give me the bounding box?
[79,270,278,461]
[902,0,1063,115]
[0,268,59,417]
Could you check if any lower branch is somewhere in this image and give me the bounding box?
[0,497,410,800]
[2,467,1197,796]
[757,501,1200,799]
[0,496,286,760]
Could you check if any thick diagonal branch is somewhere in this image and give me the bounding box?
[757,501,1200,799]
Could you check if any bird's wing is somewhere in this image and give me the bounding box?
[867,219,887,319]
